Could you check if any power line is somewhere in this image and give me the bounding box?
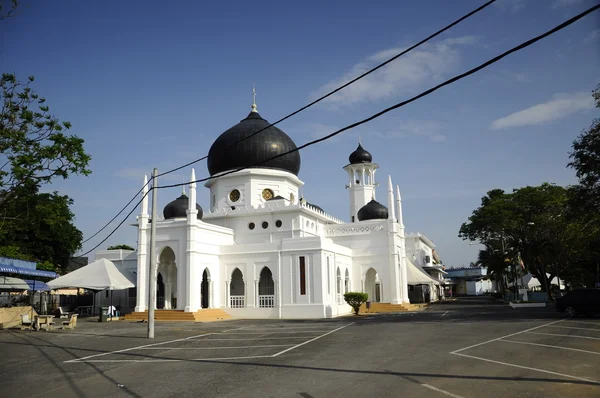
[76,0,496,246]
[155,0,497,178]
[76,188,151,258]
[158,3,600,190]
[81,178,152,244]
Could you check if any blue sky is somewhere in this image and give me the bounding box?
[2,0,599,266]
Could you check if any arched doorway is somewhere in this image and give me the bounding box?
[157,246,177,309]
[201,268,210,309]
[365,268,381,303]
[230,268,245,308]
[258,267,274,308]
[157,273,165,309]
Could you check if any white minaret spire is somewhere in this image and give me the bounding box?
[251,82,258,113]
[188,168,196,212]
[141,175,149,215]
[396,184,404,228]
[387,175,396,221]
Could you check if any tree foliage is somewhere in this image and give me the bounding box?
[344,292,369,315]
[0,185,83,272]
[568,84,600,212]
[460,183,597,295]
[107,244,135,251]
[0,73,91,208]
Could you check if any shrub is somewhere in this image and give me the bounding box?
[344,292,369,315]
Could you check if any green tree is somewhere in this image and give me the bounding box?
[107,244,135,251]
[460,184,594,297]
[0,185,83,272]
[0,73,91,208]
[344,292,369,315]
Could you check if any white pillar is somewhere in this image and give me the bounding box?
[185,169,199,312]
[254,279,259,307]
[209,280,214,308]
[225,280,230,308]
[135,175,149,312]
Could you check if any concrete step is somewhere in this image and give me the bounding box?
[124,309,233,322]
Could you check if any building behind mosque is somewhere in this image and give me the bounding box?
[95,100,446,319]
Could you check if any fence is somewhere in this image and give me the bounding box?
[258,295,275,308]
[230,295,245,308]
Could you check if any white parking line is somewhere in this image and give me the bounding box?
[220,331,334,334]
[200,337,311,341]
[450,319,600,385]
[527,331,600,340]
[452,352,600,385]
[66,323,354,363]
[564,320,600,326]
[498,339,600,355]
[547,325,600,332]
[64,332,215,363]
[450,319,565,354]
[272,323,355,357]
[139,345,293,350]
[421,383,465,398]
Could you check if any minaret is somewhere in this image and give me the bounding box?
[396,185,404,230]
[135,175,149,312]
[343,141,379,223]
[387,175,396,221]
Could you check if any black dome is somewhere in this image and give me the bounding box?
[349,143,372,164]
[207,111,301,176]
[163,194,203,220]
[357,199,388,221]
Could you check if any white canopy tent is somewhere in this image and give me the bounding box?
[507,273,564,290]
[47,258,135,316]
[406,260,440,286]
[47,258,135,291]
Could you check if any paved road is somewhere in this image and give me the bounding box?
[1,298,599,398]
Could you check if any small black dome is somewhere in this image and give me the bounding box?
[349,143,372,164]
[207,111,301,176]
[163,194,203,220]
[357,199,388,221]
[267,195,286,201]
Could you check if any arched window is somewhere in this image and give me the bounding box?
[258,267,275,308]
[230,268,245,308]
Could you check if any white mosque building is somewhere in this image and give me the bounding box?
[96,100,444,319]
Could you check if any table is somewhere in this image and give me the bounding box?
[35,315,54,331]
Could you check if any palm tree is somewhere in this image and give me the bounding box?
[477,246,510,294]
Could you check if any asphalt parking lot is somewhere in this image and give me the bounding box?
[1,298,599,398]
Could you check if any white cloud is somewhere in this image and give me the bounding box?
[585,30,600,42]
[551,0,584,9]
[494,0,527,13]
[378,120,447,142]
[490,91,594,130]
[114,167,184,183]
[310,36,479,108]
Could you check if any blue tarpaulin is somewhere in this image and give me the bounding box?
[0,264,57,278]
[25,279,52,291]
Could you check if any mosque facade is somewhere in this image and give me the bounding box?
[108,101,444,319]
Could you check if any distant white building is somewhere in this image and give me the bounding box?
[96,101,443,318]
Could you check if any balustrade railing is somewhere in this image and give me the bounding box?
[230,295,245,308]
[258,295,275,308]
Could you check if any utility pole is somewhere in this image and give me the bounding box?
[147,168,158,339]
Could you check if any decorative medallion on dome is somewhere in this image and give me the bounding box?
[349,143,372,164]
[357,199,388,221]
[163,194,203,220]
[262,188,274,200]
[207,103,301,176]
